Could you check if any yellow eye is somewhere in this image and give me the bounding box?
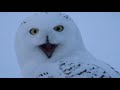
[54,25,64,32]
[29,28,39,35]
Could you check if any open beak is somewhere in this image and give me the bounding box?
[39,36,58,58]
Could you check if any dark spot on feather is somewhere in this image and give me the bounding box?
[115,71,118,73]
[40,74,43,76]
[103,71,106,74]
[78,64,81,67]
[23,21,26,24]
[87,71,91,73]
[100,75,105,78]
[68,67,72,71]
[111,67,114,69]
[64,69,67,72]
[94,74,97,76]
[92,67,95,69]
[78,69,87,75]
[70,63,74,65]
[61,63,65,66]
[66,72,71,75]
[71,75,75,77]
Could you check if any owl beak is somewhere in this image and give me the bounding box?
[39,36,58,58]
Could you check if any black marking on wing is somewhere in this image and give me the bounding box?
[100,75,105,78]
[23,21,26,24]
[59,62,112,78]
[77,69,87,75]
[37,72,54,78]
[106,63,120,75]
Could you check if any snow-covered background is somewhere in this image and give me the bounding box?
[0,12,120,78]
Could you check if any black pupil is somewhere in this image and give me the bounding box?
[57,27,61,31]
[33,30,37,33]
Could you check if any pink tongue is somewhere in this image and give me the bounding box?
[44,44,54,52]
[40,43,57,58]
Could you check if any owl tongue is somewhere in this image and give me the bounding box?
[40,43,57,58]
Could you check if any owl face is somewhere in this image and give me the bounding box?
[16,12,84,62]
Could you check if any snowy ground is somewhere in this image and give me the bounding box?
[0,12,120,78]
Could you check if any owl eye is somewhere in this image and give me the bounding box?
[29,28,39,35]
[54,25,64,32]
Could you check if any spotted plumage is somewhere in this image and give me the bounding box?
[36,61,116,78]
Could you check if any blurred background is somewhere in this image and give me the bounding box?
[0,12,120,78]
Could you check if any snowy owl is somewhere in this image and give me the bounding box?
[15,12,120,78]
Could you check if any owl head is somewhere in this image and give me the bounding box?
[15,12,86,76]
